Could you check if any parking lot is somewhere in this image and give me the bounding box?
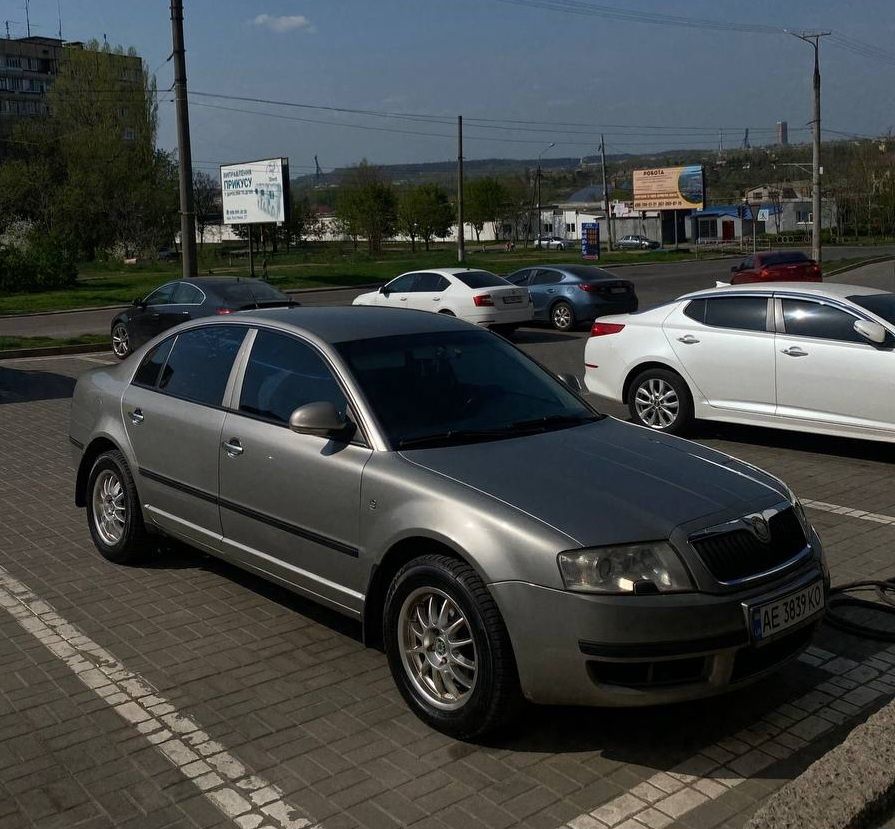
[1,277,894,829]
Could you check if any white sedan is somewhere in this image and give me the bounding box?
[354,268,532,331]
[584,282,895,443]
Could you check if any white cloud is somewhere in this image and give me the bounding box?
[252,14,314,34]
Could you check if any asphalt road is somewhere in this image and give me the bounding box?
[2,245,894,341]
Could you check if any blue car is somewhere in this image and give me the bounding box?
[505,264,638,331]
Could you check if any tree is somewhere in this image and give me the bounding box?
[334,161,397,253]
[465,177,507,241]
[398,184,455,251]
[193,171,220,251]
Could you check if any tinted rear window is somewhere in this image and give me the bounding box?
[704,297,768,331]
[216,281,288,305]
[133,338,174,388]
[158,326,247,405]
[454,271,508,289]
[562,266,615,281]
[848,293,895,326]
[762,252,810,266]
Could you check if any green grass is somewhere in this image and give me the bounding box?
[0,333,109,351]
[0,245,720,315]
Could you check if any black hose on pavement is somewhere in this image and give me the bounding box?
[823,577,895,642]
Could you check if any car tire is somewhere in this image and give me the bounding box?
[550,301,575,331]
[111,322,131,359]
[384,554,522,740]
[628,368,693,435]
[86,450,152,564]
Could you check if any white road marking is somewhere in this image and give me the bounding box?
[0,352,112,365]
[563,645,895,828]
[803,499,895,527]
[0,565,319,829]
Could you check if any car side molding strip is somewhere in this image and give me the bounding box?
[137,467,359,558]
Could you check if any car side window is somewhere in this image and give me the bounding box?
[683,299,706,323]
[158,326,248,405]
[144,283,177,306]
[132,337,175,388]
[781,299,864,343]
[507,270,531,286]
[703,297,769,332]
[741,257,754,270]
[415,273,447,293]
[239,330,348,425]
[531,270,563,286]
[385,274,416,293]
[171,283,204,304]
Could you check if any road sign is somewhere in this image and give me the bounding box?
[581,223,600,259]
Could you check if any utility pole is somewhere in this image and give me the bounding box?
[457,115,465,264]
[536,142,555,245]
[24,0,30,37]
[170,0,197,278]
[789,31,830,265]
[600,135,612,251]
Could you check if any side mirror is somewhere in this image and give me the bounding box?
[133,297,144,307]
[854,319,887,345]
[289,401,349,438]
[556,372,584,392]
[379,285,390,296]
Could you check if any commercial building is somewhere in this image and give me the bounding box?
[776,121,789,146]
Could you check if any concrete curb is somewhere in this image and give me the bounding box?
[0,343,111,360]
[825,255,895,277]
[748,688,895,829]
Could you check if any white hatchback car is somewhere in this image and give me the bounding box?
[354,268,532,332]
[584,283,895,443]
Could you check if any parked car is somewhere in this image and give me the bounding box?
[505,264,638,331]
[110,277,294,359]
[730,251,821,284]
[72,307,827,738]
[533,236,570,250]
[617,234,660,250]
[353,268,532,333]
[584,282,895,442]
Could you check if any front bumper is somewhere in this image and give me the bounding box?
[490,553,826,707]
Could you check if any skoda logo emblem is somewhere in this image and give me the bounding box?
[749,514,771,543]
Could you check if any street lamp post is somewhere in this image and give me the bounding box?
[536,142,555,245]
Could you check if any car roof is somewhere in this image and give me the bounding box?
[179,277,271,288]
[230,305,474,343]
[397,267,498,277]
[681,282,889,301]
[533,264,619,278]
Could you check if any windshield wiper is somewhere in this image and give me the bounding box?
[397,415,598,449]
[509,413,599,432]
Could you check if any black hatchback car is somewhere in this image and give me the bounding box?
[110,277,294,358]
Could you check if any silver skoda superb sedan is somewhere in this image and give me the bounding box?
[70,307,828,738]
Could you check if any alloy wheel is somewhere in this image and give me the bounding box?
[552,304,572,330]
[634,378,680,429]
[111,324,130,358]
[398,587,478,711]
[92,469,126,545]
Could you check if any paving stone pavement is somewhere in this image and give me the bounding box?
[0,354,892,829]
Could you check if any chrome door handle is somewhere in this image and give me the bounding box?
[432,297,440,302]
[677,335,700,344]
[223,439,244,457]
[781,346,808,357]
[399,297,408,302]
[129,409,144,425]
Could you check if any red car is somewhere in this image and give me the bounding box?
[729,251,822,284]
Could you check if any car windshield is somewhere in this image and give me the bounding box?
[763,251,810,266]
[453,270,508,289]
[335,329,599,448]
[848,293,895,326]
[217,281,288,304]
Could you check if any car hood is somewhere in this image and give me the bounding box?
[399,417,787,547]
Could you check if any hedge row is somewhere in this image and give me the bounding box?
[0,238,78,294]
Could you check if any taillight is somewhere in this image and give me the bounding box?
[578,282,599,292]
[215,307,233,315]
[759,268,771,279]
[473,294,494,307]
[590,321,625,337]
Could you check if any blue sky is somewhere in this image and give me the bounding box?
[5,1,895,172]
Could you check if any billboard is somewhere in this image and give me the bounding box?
[633,165,705,211]
[581,222,600,259]
[220,157,290,225]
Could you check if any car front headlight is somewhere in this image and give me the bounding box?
[792,497,811,537]
[557,542,693,595]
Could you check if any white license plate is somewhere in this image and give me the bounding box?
[749,581,825,641]
[503,295,523,304]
